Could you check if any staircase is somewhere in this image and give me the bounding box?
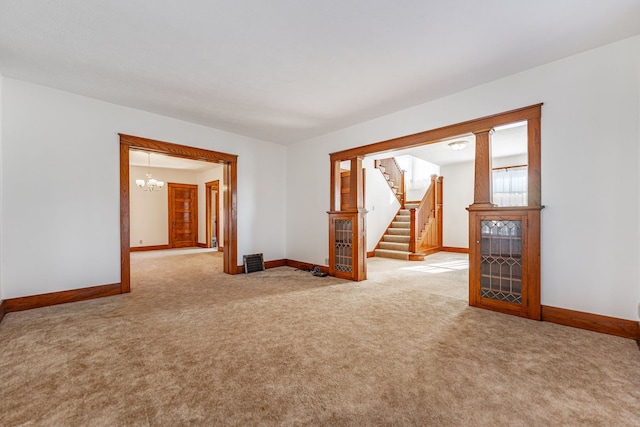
[374,203,418,260]
[375,158,405,207]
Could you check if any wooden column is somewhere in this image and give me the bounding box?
[471,129,495,208]
[349,157,364,210]
[527,116,542,206]
[330,159,341,212]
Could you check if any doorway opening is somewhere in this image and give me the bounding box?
[206,180,220,250]
[120,134,239,294]
[328,105,542,319]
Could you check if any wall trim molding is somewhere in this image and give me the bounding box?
[0,300,6,324]
[130,244,171,252]
[441,246,469,253]
[3,283,122,314]
[367,251,375,258]
[541,305,639,340]
[285,259,330,274]
[196,242,207,248]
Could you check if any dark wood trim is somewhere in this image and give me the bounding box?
[441,246,469,253]
[120,134,239,293]
[367,251,376,258]
[0,300,6,324]
[218,246,224,252]
[120,134,237,163]
[5,283,122,313]
[330,104,543,161]
[542,305,639,340]
[223,159,238,275]
[130,244,171,252]
[286,259,330,274]
[120,143,131,293]
[196,243,207,248]
[265,259,287,269]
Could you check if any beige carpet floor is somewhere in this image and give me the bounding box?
[1,250,639,426]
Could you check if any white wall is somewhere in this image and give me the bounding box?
[287,36,640,321]
[365,167,400,252]
[440,161,474,249]
[1,78,287,299]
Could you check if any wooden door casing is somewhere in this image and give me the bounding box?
[168,183,198,248]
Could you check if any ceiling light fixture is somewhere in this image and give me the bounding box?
[136,152,165,192]
[448,140,469,151]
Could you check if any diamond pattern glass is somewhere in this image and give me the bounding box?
[334,219,353,273]
[480,220,522,304]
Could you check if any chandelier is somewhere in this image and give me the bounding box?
[136,152,165,192]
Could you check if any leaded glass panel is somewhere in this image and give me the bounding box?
[480,220,522,304]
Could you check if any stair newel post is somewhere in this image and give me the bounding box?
[408,207,418,253]
[437,175,444,249]
[399,169,405,209]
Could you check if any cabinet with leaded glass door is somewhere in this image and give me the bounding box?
[468,208,541,319]
[328,210,367,280]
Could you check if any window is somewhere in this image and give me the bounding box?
[493,166,527,206]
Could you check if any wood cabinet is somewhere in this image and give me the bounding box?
[468,207,541,319]
[328,210,367,281]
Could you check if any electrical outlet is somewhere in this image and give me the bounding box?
[325,258,329,265]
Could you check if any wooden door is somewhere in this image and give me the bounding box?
[168,183,198,248]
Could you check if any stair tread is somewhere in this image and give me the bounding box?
[374,249,410,260]
[379,242,410,251]
[383,235,410,243]
[387,228,410,235]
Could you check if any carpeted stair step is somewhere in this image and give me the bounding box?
[399,209,411,216]
[391,221,410,228]
[379,242,410,251]
[387,228,410,236]
[374,249,410,260]
[383,234,410,243]
[395,214,410,222]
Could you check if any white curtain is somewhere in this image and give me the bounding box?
[493,166,527,206]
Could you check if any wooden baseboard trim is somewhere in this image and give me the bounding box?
[265,259,287,269]
[541,305,639,340]
[4,283,122,313]
[130,244,171,252]
[0,300,7,324]
[441,246,469,254]
[286,259,329,274]
[367,251,376,258]
[236,259,288,274]
[197,242,207,248]
[236,259,330,274]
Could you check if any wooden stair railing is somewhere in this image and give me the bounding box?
[409,175,443,254]
[375,158,405,207]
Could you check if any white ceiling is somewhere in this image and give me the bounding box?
[1,1,639,145]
